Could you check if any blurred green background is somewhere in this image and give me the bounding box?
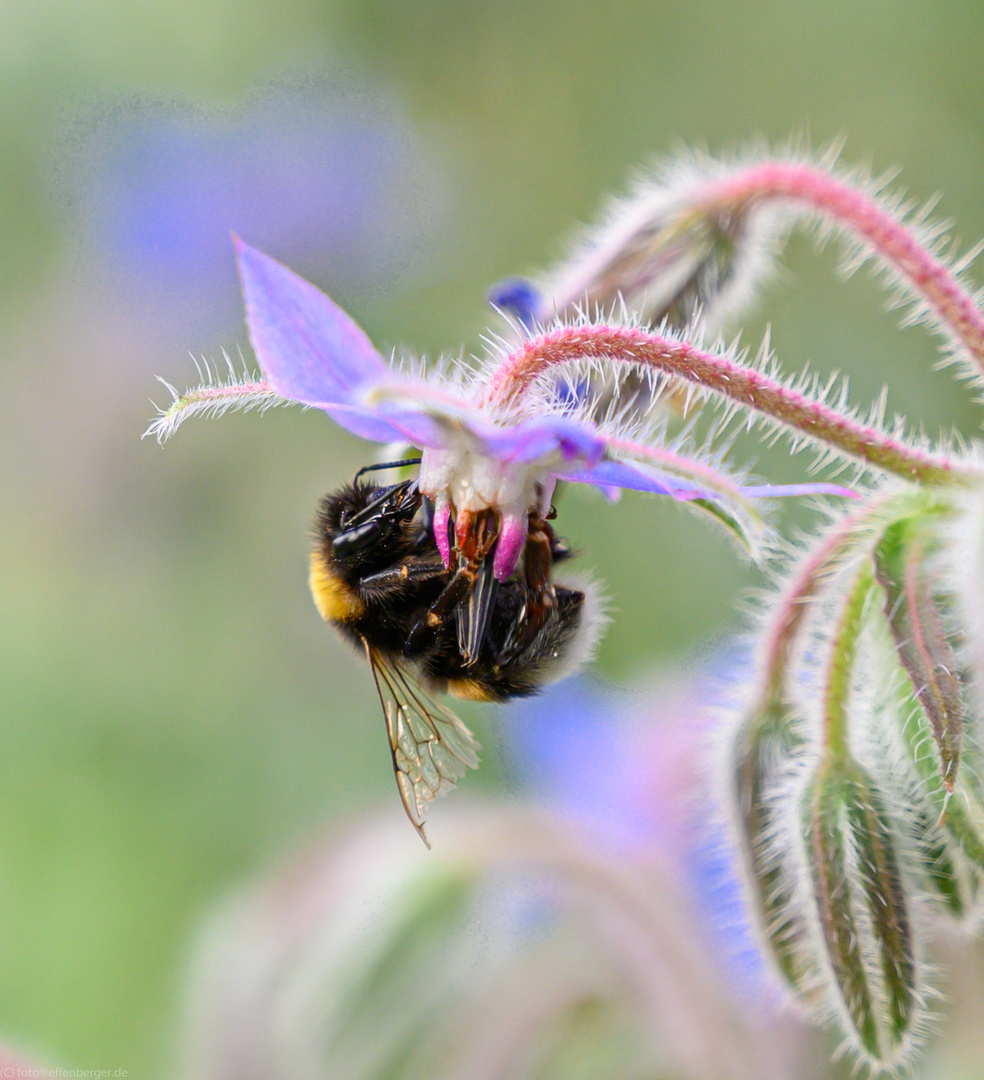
[2,0,984,1073]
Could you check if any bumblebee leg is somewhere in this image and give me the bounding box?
[404,563,476,656]
[358,558,448,604]
[405,508,500,660]
[451,509,500,664]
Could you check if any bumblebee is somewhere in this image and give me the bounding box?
[309,462,602,844]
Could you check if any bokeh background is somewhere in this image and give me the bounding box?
[3,0,984,1074]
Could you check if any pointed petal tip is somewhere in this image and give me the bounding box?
[231,232,256,266]
[235,239,389,416]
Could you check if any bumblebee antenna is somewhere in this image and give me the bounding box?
[353,458,422,484]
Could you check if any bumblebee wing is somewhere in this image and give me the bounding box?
[364,643,481,848]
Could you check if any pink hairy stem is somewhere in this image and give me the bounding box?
[698,162,984,378]
[193,381,272,399]
[756,488,950,709]
[760,507,878,705]
[482,325,969,485]
[756,494,906,707]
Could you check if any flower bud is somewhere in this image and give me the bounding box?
[874,522,963,792]
[944,484,984,714]
[729,698,820,997]
[910,800,978,918]
[890,670,984,886]
[801,755,920,1065]
[539,166,778,334]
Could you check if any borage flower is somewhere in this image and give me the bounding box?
[151,239,850,580]
[149,239,854,844]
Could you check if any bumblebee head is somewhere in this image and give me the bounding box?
[316,479,423,578]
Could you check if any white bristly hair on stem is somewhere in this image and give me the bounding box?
[144,350,299,444]
[533,142,984,392]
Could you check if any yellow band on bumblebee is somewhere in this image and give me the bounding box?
[308,550,365,624]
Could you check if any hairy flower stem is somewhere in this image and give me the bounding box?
[696,162,984,376]
[759,500,893,707]
[485,325,968,485]
[757,491,953,709]
[822,563,875,759]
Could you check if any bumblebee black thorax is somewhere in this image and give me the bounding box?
[310,480,446,647]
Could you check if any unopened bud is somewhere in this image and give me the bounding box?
[874,522,963,791]
[913,803,977,918]
[801,755,919,1065]
[729,698,819,996]
[539,171,776,334]
[900,690,984,877]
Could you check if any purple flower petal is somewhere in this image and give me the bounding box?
[479,415,607,465]
[488,278,543,330]
[369,401,469,450]
[320,404,420,444]
[361,381,502,451]
[738,482,858,499]
[559,458,856,502]
[556,458,680,496]
[237,238,388,407]
[364,382,614,464]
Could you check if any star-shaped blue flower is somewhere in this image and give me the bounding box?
[150,240,852,579]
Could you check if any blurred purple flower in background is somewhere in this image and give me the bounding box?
[502,656,774,1002]
[70,77,445,343]
[502,677,664,853]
